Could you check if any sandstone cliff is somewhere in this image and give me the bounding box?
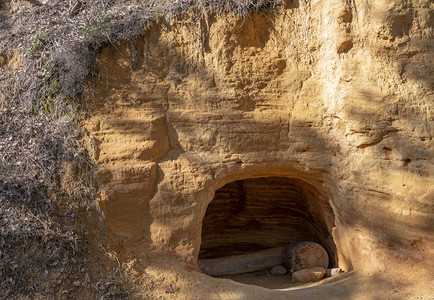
[0,0,432,298]
[84,0,433,298]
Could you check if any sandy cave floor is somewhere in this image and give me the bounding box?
[136,267,433,300]
[200,271,433,299]
[219,271,329,290]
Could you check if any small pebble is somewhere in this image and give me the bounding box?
[326,267,341,277]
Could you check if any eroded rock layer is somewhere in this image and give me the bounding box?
[200,177,335,262]
[84,0,433,292]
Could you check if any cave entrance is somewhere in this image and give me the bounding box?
[199,176,337,288]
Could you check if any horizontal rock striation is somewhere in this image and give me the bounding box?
[200,177,334,261]
[84,0,433,293]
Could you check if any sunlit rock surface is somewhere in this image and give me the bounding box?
[85,1,433,298]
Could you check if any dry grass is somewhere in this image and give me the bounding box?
[0,0,282,298]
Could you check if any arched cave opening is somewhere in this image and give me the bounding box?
[199,177,337,285]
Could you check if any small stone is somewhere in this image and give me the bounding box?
[284,242,329,272]
[270,265,287,275]
[326,267,341,277]
[291,266,326,283]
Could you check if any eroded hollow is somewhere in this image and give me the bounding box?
[199,177,337,267]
